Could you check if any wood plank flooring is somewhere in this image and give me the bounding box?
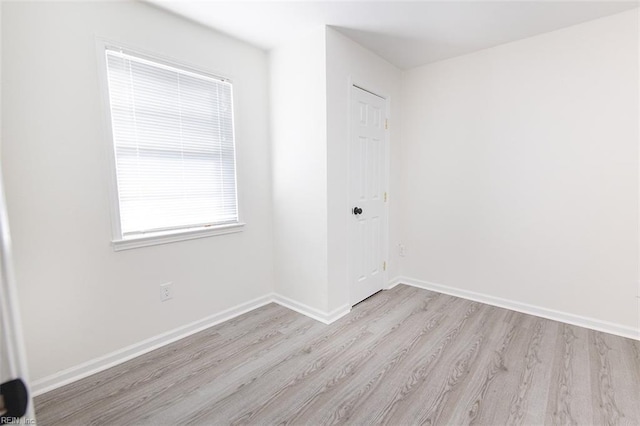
[34,285,640,425]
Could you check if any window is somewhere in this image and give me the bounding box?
[103,46,241,249]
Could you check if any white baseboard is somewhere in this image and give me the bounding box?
[32,292,352,396]
[272,294,351,324]
[33,276,638,398]
[390,276,640,341]
[386,276,403,290]
[31,293,274,396]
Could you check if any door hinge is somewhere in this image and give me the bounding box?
[385,118,389,130]
[383,261,387,271]
[384,192,387,202]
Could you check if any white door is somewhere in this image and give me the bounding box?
[349,86,387,305]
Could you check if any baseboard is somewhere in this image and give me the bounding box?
[386,276,403,290]
[33,276,636,397]
[32,292,352,397]
[272,294,351,325]
[392,276,639,341]
[31,293,274,396]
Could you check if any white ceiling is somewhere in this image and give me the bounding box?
[150,1,639,70]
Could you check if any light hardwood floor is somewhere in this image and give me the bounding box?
[35,285,640,425]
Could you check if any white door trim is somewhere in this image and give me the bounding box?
[0,168,36,420]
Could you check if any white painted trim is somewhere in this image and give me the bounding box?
[112,222,245,251]
[95,37,124,243]
[386,276,404,290]
[95,37,244,251]
[272,294,351,325]
[391,276,640,341]
[31,274,638,398]
[31,293,273,396]
[31,292,352,396]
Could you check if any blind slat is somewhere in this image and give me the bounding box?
[105,48,238,236]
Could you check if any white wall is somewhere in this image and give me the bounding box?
[270,27,402,314]
[325,28,402,311]
[1,1,274,382]
[270,27,329,312]
[3,0,637,389]
[399,10,639,330]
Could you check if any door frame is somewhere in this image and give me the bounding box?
[0,167,36,421]
[347,80,391,306]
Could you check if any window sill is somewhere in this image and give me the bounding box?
[112,223,245,251]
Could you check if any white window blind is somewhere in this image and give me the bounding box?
[105,48,238,238]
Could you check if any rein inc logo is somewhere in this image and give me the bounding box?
[0,417,36,425]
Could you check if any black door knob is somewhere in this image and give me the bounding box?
[353,207,363,215]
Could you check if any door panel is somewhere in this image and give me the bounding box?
[350,86,387,305]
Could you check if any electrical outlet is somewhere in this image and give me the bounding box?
[160,282,173,302]
[398,244,406,257]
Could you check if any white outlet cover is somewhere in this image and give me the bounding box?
[160,282,173,301]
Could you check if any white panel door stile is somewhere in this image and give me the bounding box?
[350,86,387,305]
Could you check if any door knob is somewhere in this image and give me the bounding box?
[353,207,363,215]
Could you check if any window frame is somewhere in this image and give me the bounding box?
[96,39,244,251]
